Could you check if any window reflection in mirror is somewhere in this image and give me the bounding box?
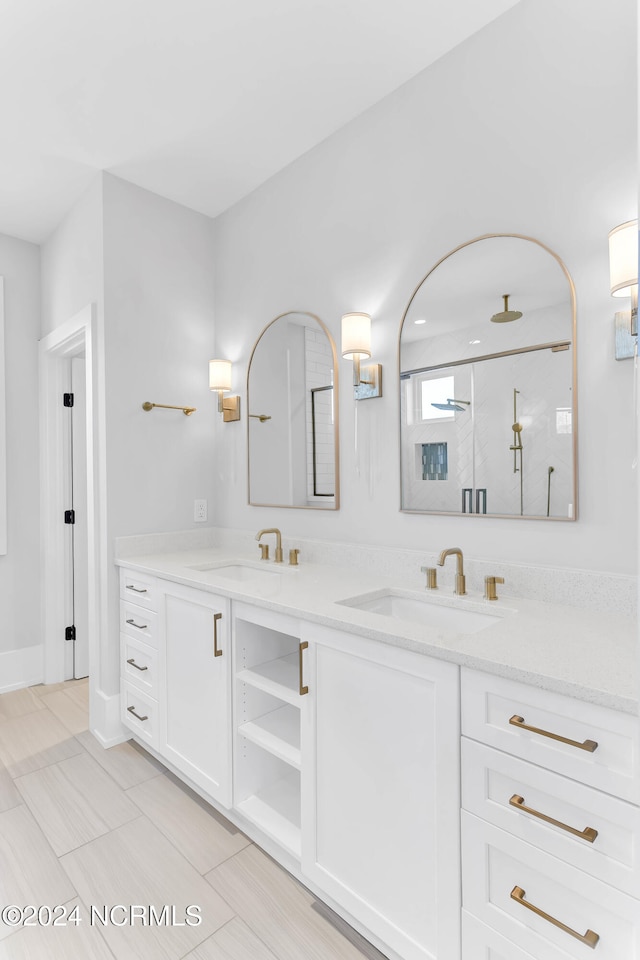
[248,311,339,509]
[399,236,577,520]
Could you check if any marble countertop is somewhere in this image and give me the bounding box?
[116,546,638,714]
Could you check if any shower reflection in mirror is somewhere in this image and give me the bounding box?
[399,235,576,520]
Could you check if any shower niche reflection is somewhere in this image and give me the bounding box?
[400,235,577,520]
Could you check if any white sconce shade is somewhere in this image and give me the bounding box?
[341,313,372,359]
[341,312,382,399]
[609,220,638,297]
[209,359,232,392]
[208,358,240,421]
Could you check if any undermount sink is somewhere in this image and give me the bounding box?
[187,561,284,582]
[338,590,503,635]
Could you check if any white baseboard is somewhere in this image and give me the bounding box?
[0,645,43,693]
[89,688,128,747]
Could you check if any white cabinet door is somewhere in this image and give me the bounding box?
[301,624,460,960]
[159,580,232,807]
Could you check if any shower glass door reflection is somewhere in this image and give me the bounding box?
[401,347,573,519]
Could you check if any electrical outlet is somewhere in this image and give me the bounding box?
[194,499,207,522]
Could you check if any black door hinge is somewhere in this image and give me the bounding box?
[65,625,76,642]
[64,510,76,524]
[63,393,74,407]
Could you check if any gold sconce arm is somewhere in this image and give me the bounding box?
[142,402,196,416]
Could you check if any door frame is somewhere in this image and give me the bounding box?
[39,304,109,730]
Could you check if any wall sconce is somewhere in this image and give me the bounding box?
[341,312,382,400]
[609,219,638,360]
[209,359,241,421]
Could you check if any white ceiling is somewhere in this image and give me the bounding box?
[0,0,519,244]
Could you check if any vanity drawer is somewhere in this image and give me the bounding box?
[462,911,535,960]
[121,634,158,698]
[462,738,640,896]
[461,669,639,802]
[121,681,158,750]
[119,568,157,609]
[120,601,158,647]
[462,812,640,960]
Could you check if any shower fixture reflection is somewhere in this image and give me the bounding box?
[509,388,524,515]
[547,465,554,517]
[491,293,523,323]
[431,398,470,412]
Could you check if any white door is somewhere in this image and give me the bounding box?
[160,581,232,806]
[70,356,88,678]
[301,624,461,960]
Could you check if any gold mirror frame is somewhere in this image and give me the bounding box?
[398,233,578,520]
[247,310,340,510]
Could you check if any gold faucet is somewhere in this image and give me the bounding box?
[256,528,283,563]
[437,547,466,595]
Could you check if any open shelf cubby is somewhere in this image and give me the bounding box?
[238,702,301,769]
[237,653,300,705]
[234,615,303,857]
[234,742,301,857]
[235,617,302,706]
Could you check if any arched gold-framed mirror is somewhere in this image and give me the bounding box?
[247,311,340,509]
[399,234,577,520]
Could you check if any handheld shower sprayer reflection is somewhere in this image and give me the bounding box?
[547,466,555,517]
[510,389,524,516]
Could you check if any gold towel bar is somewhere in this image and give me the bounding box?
[142,402,196,416]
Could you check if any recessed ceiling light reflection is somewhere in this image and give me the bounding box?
[469,339,481,344]
[414,319,426,325]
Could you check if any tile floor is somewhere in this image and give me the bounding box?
[0,680,388,960]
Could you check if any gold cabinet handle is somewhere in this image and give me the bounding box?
[509,715,598,753]
[126,584,148,594]
[126,618,148,631]
[126,658,148,673]
[509,794,598,843]
[127,705,148,722]
[299,641,309,695]
[213,612,223,657]
[510,886,599,949]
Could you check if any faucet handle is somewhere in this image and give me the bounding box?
[484,575,505,601]
[420,566,438,589]
[289,548,300,566]
[259,543,270,560]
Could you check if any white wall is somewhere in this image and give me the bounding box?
[40,173,217,695]
[0,234,40,660]
[211,0,638,575]
[104,175,218,692]
[102,174,217,541]
[40,177,104,338]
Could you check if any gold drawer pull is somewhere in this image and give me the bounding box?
[126,584,148,594]
[127,705,148,722]
[126,658,148,673]
[510,886,599,949]
[213,612,223,657]
[509,795,598,843]
[299,641,309,695]
[126,618,148,631]
[509,715,598,753]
